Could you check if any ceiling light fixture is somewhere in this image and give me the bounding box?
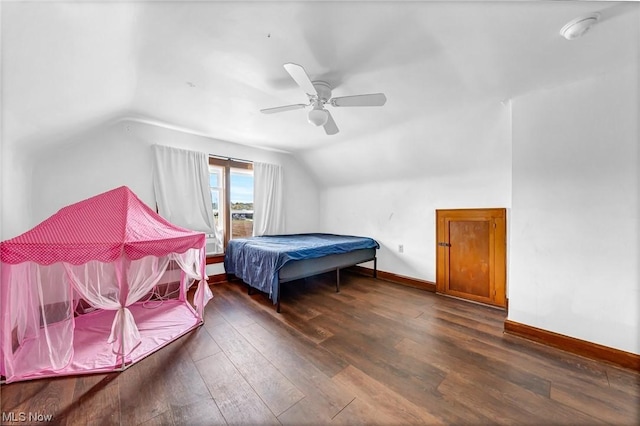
[307,103,329,126]
[560,13,600,40]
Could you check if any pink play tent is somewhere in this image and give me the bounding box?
[0,186,213,383]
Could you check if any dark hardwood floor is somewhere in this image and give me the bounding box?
[2,272,639,425]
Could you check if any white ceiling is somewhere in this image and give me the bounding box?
[2,1,638,154]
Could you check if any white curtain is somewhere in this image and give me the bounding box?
[152,145,215,234]
[253,162,285,236]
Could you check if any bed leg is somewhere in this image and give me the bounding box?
[276,283,282,313]
[374,257,378,279]
[336,268,340,293]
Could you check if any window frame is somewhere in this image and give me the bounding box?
[208,156,253,259]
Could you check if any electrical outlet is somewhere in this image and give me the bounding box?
[398,244,404,253]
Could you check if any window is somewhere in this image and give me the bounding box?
[207,157,253,255]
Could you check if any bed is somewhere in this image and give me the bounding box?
[224,233,379,312]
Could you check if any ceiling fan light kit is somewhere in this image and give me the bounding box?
[261,63,387,135]
[560,13,600,40]
[308,103,329,126]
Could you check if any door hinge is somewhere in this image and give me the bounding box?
[438,242,451,247]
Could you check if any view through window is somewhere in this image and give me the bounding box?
[230,168,254,239]
[207,157,253,254]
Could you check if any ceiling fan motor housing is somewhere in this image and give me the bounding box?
[312,81,332,103]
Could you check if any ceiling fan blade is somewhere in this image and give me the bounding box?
[260,104,307,114]
[284,63,318,97]
[323,110,339,135]
[331,93,387,107]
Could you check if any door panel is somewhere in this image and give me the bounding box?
[436,208,506,308]
[448,220,490,297]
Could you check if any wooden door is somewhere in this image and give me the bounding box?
[436,208,506,308]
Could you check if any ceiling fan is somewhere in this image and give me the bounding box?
[261,63,387,135]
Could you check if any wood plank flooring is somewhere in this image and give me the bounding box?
[2,272,639,425]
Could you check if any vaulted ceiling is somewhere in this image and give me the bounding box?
[2,1,638,155]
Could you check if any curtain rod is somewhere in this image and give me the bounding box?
[209,154,253,164]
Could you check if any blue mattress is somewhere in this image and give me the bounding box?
[224,233,379,304]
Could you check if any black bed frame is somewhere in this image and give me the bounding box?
[243,247,378,313]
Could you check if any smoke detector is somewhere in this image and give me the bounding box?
[560,13,600,40]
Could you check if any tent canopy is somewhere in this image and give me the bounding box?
[1,186,205,265]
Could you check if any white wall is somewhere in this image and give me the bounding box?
[313,101,512,282]
[28,121,152,225]
[509,65,639,354]
[0,143,33,240]
[28,119,320,238]
[0,0,139,241]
